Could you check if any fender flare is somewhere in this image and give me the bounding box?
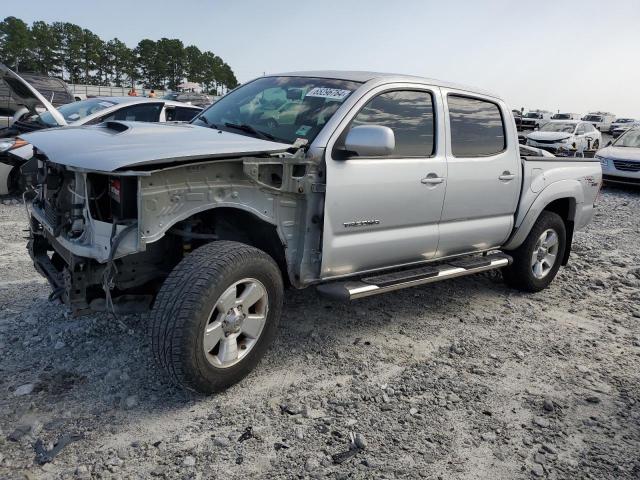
[503,179,583,251]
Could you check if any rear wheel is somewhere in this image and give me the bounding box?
[150,241,283,393]
[503,211,566,292]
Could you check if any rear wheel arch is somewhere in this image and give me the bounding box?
[542,198,575,265]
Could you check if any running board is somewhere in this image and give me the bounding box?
[316,253,512,301]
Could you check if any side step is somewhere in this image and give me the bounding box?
[316,252,512,301]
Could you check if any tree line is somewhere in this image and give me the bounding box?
[0,16,238,94]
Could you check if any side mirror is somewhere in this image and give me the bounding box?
[344,125,395,157]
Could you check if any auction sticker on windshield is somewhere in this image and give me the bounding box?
[305,87,351,100]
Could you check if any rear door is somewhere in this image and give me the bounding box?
[321,84,447,278]
[438,90,520,257]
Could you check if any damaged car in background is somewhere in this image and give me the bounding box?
[526,120,601,154]
[0,64,202,195]
[20,71,601,393]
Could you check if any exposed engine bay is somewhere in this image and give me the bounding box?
[26,149,321,316]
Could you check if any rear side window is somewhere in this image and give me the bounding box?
[102,103,162,123]
[349,90,435,157]
[448,95,506,157]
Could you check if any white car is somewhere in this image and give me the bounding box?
[526,120,601,155]
[582,112,616,132]
[0,65,202,195]
[551,113,581,120]
[609,118,636,134]
[520,110,553,130]
[596,128,640,186]
[612,121,640,138]
[519,144,555,157]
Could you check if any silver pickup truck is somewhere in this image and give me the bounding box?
[19,71,601,393]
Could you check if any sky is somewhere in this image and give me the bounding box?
[8,0,640,117]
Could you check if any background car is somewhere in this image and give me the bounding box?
[551,112,581,120]
[0,66,202,195]
[526,120,601,154]
[0,70,74,128]
[596,128,640,185]
[519,144,555,157]
[582,112,616,132]
[609,117,636,134]
[163,91,213,107]
[520,109,553,130]
[612,121,640,138]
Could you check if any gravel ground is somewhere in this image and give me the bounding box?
[0,185,639,480]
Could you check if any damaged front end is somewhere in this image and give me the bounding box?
[26,143,322,316]
[28,156,169,315]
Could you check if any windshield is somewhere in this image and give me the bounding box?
[584,115,602,122]
[616,118,633,123]
[524,112,541,118]
[552,113,570,119]
[191,76,362,144]
[38,98,116,126]
[613,129,640,147]
[163,93,179,100]
[539,122,576,133]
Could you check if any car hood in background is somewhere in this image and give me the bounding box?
[597,146,640,161]
[0,64,67,126]
[527,131,572,142]
[21,121,292,172]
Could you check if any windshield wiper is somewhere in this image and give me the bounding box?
[195,115,218,129]
[224,122,277,142]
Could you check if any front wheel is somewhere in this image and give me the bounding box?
[150,241,283,393]
[503,211,566,292]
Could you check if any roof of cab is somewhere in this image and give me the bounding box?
[269,70,501,100]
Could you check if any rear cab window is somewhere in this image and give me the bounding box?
[447,95,506,157]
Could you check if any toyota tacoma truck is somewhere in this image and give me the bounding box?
[18,71,602,393]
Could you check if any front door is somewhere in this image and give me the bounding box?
[321,85,447,278]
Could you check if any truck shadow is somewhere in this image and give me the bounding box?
[2,270,509,416]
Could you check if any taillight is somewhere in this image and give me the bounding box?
[109,178,121,201]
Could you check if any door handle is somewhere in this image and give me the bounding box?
[498,172,516,181]
[421,173,444,185]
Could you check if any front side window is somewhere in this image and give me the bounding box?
[341,90,435,157]
[448,95,506,157]
[192,76,361,144]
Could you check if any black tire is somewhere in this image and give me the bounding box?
[150,241,283,393]
[503,211,566,293]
